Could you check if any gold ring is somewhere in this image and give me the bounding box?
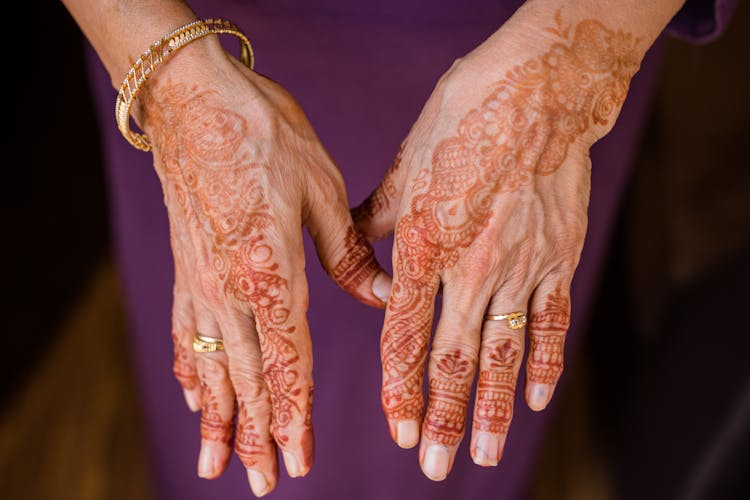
[193,334,225,353]
[484,311,527,330]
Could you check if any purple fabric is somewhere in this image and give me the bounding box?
[668,0,738,44]
[86,1,671,498]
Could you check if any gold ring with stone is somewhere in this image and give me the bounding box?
[193,334,225,353]
[484,311,528,330]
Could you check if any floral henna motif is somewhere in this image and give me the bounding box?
[145,83,309,449]
[423,351,474,445]
[234,401,266,467]
[382,19,639,424]
[528,287,570,385]
[474,340,520,435]
[200,381,234,445]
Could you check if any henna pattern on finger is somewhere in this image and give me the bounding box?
[330,227,380,299]
[474,339,520,435]
[172,332,199,390]
[423,350,474,445]
[528,287,570,385]
[144,83,310,453]
[234,400,267,467]
[381,18,638,426]
[200,381,234,445]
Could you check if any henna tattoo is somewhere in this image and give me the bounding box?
[352,143,405,235]
[234,401,265,466]
[172,332,198,390]
[474,339,520,435]
[423,350,474,445]
[200,381,234,445]
[382,18,638,424]
[528,287,570,385]
[330,227,379,300]
[144,83,309,446]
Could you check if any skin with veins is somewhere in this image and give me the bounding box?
[423,350,475,446]
[527,287,571,385]
[144,82,309,456]
[473,339,520,435]
[381,17,640,440]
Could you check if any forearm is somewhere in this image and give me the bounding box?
[61,0,199,87]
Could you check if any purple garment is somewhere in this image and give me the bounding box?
[85,1,734,499]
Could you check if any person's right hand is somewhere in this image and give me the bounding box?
[136,37,391,497]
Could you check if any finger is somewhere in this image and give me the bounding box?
[172,280,201,412]
[525,276,572,411]
[217,311,278,497]
[236,229,315,479]
[193,306,235,479]
[306,166,391,308]
[352,142,408,241]
[418,283,487,481]
[381,216,440,450]
[470,294,526,467]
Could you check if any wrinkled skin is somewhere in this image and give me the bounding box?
[354,9,642,480]
[138,42,388,495]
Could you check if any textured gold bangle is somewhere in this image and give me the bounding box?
[115,18,255,152]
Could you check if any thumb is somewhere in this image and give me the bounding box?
[351,143,407,241]
[306,173,392,309]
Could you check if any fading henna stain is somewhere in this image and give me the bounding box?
[423,350,474,446]
[381,18,639,441]
[144,84,309,451]
[528,287,570,385]
[473,339,520,435]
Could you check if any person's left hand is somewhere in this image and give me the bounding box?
[353,4,642,481]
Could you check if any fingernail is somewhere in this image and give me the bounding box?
[473,432,499,466]
[283,451,301,477]
[247,469,270,497]
[372,272,392,303]
[422,445,450,481]
[198,444,215,478]
[183,388,200,412]
[396,420,419,448]
[528,383,552,411]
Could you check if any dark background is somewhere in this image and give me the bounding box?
[1,2,748,499]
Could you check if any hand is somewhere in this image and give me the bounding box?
[138,39,390,495]
[354,5,642,480]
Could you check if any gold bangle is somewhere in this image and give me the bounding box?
[115,18,255,152]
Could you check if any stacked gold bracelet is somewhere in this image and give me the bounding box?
[115,18,255,152]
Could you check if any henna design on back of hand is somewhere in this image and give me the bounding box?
[382,19,639,435]
[144,83,309,449]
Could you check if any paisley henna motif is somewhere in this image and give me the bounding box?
[381,18,639,440]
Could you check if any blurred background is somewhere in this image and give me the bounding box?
[2,2,748,499]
